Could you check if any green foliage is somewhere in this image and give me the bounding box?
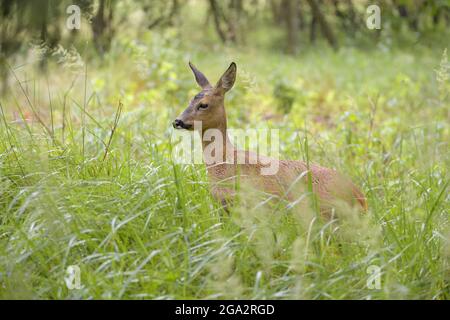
[273,78,297,114]
[0,2,448,300]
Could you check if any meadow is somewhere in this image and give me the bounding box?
[0,7,449,299]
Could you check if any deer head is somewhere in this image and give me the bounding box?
[173,62,236,133]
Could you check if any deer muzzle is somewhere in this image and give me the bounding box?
[173,119,192,130]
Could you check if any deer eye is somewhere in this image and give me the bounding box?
[197,103,208,110]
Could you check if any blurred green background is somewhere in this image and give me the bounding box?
[0,0,448,299]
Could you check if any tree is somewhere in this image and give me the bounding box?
[208,0,242,44]
[92,0,115,54]
[282,0,300,54]
[306,0,338,49]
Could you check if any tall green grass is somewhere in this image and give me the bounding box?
[0,32,448,299]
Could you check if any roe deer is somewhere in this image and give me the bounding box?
[173,62,367,215]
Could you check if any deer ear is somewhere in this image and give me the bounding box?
[215,62,236,94]
[189,61,211,89]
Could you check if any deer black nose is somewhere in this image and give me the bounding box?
[173,119,184,129]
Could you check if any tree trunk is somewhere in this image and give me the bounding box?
[208,0,227,42]
[298,0,306,30]
[270,0,283,26]
[92,0,114,54]
[282,0,299,54]
[307,0,338,49]
[310,14,317,43]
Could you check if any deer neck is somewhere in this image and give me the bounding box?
[200,120,235,164]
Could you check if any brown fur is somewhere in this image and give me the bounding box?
[174,62,367,214]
